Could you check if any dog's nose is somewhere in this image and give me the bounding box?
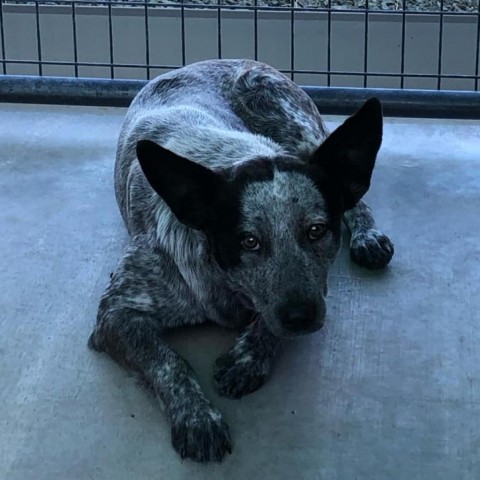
[278,300,317,332]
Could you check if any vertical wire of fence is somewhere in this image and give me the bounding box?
[0,0,6,75]
[475,0,480,91]
[144,0,150,79]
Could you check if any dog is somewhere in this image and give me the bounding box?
[88,59,394,462]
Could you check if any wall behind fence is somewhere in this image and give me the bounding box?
[0,4,479,91]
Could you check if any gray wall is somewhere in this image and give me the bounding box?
[1,5,479,90]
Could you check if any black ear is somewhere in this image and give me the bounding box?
[136,140,226,230]
[311,98,383,211]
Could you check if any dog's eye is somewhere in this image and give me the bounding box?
[241,235,260,251]
[308,223,327,241]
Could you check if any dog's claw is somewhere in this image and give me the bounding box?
[350,229,394,270]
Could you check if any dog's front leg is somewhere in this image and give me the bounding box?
[89,243,232,462]
[344,200,394,270]
[91,313,231,462]
[214,318,280,399]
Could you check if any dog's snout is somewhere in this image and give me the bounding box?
[278,300,317,332]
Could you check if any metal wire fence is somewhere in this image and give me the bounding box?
[0,0,479,117]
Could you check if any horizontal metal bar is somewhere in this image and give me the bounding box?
[1,60,479,81]
[0,75,479,119]
[303,86,480,118]
[0,75,145,107]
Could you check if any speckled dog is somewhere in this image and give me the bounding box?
[88,59,394,462]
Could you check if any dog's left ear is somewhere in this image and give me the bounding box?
[310,97,383,211]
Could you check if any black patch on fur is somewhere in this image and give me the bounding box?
[207,157,278,270]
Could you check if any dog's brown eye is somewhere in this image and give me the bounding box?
[241,235,260,251]
[308,224,327,241]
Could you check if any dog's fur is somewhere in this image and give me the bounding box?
[88,59,394,462]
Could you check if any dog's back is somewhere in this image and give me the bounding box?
[115,59,327,237]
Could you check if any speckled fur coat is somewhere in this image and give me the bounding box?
[88,59,394,462]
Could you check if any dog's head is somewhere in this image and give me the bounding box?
[136,98,382,338]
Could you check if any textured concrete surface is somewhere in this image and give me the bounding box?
[0,104,479,480]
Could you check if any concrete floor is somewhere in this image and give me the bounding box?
[0,104,479,480]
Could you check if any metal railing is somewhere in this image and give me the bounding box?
[0,0,479,118]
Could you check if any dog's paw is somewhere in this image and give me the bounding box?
[213,351,268,399]
[350,229,394,270]
[171,405,232,463]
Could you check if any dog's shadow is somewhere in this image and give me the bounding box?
[164,323,235,395]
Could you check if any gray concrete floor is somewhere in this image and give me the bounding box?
[0,104,479,480]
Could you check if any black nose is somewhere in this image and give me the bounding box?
[278,300,317,332]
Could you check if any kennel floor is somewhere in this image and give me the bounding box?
[1,104,479,480]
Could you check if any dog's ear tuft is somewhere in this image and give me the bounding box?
[136,140,226,230]
[310,97,383,211]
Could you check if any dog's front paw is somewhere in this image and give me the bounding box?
[213,351,269,399]
[350,229,394,270]
[171,404,232,463]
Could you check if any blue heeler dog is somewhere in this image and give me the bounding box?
[88,59,394,462]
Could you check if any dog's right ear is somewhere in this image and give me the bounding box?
[136,140,227,230]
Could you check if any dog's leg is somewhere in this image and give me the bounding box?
[88,243,231,462]
[213,318,280,399]
[344,200,394,269]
